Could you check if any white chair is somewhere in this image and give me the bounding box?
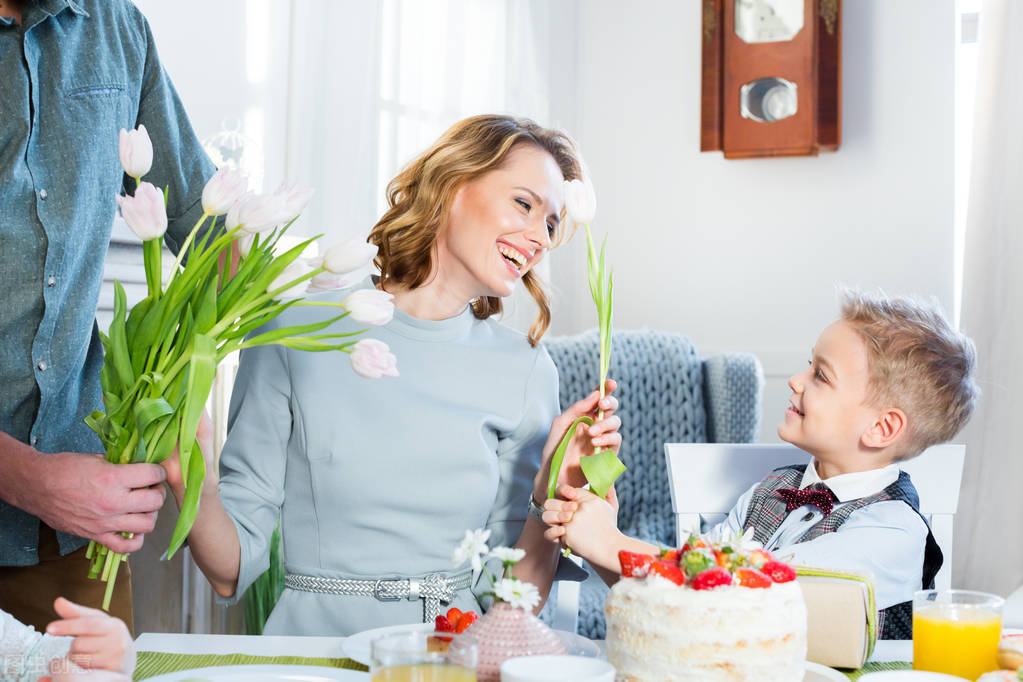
[663,442,965,591]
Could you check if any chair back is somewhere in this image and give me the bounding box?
[664,442,964,591]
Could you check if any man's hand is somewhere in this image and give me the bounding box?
[0,433,165,553]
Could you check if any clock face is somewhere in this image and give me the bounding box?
[734,0,804,43]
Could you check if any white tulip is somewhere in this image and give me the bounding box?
[322,237,377,275]
[343,289,394,326]
[202,167,248,216]
[563,176,596,225]
[119,125,153,179]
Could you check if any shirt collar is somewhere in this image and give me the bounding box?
[34,0,89,18]
[799,458,900,502]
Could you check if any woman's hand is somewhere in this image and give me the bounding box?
[532,379,621,504]
[160,410,216,506]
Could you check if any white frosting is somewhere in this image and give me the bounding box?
[605,576,807,681]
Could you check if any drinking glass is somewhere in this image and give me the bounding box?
[913,589,1004,679]
[370,629,478,682]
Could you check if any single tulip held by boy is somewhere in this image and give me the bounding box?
[546,175,626,507]
[84,125,397,609]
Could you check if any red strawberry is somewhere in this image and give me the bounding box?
[434,615,455,633]
[455,610,479,633]
[734,567,772,588]
[762,560,797,583]
[446,607,463,624]
[618,550,655,578]
[690,567,733,590]
[648,559,686,586]
[748,549,773,569]
[660,548,682,562]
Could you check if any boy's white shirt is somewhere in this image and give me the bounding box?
[0,608,75,681]
[709,458,928,610]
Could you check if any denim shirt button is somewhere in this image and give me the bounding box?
[37,360,47,371]
[30,436,38,446]
[47,276,56,287]
[38,188,48,200]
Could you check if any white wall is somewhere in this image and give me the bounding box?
[546,0,956,442]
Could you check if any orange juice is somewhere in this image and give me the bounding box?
[913,603,1001,679]
[371,663,477,682]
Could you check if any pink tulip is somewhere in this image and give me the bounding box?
[343,289,394,326]
[349,339,398,379]
[202,167,248,216]
[119,125,153,179]
[116,182,167,241]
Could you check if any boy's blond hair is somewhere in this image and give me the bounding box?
[840,289,978,461]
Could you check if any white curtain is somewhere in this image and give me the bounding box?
[954,0,1023,598]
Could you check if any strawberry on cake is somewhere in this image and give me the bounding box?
[604,535,807,682]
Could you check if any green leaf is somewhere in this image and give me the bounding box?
[176,334,217,486]
[546,416,595,499]
[193,274,218,335]
[108,282,135,392]
[241,313,348,349]
[580,449,626,500]
[165,438,205,560]
[132,397,174,463]
[584,226,598,304]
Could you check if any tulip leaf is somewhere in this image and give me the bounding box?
[241,312,348,349]
[176,333,217,487]
[546,416,594,500]
[165,438,205,560]
[580,449,627,500]
[193,275,218,335]
[107,282,136,394]
[132,397,174,463]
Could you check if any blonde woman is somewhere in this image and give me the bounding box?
[164,115,620,635]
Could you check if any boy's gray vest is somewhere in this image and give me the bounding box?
[743,465,942,640]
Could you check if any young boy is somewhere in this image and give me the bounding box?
[544,289,978,639]
[1,597,135,681]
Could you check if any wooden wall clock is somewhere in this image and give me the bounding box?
[701,0,841,158]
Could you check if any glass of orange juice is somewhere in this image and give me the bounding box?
[913,589,1004,679]
[370,629,477,682]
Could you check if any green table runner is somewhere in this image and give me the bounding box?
[134,652,369,680]
[842,661,913,679]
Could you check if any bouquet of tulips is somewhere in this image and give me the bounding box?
[85,125,398,609]
[546,176,625,503]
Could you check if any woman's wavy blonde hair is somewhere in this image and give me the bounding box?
[369,114,583,346]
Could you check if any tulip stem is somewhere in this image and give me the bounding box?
[165,212,211,288]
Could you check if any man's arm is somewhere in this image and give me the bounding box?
[0,432,166,553]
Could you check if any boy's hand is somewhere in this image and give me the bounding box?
[45,598,136,676]
[542,484,621,570]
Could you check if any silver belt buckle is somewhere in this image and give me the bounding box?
[373,579,403,602]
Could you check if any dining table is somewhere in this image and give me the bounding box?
[132,631,915,681]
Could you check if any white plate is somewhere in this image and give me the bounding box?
[805,661,851,682]
[142,664,369,681]
[857,672,969,682]
[342,622,600,666]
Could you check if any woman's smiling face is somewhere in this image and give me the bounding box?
[436,144,565,300]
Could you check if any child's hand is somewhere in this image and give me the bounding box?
[45,598,136,676]
[542,484,621,571]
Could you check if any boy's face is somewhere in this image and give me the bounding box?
[778,320,881,460]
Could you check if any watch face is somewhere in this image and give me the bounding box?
[734,0,805,43]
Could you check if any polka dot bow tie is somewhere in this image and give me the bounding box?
[776,484,838,516]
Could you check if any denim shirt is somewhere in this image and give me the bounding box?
[0,0,216,564]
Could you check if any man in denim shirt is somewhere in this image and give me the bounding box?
[0,0,218,630]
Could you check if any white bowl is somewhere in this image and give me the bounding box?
[500,654,615,682]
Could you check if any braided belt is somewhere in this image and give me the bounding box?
[285,569,473,622]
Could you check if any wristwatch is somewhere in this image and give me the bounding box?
[527,495,548,528]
